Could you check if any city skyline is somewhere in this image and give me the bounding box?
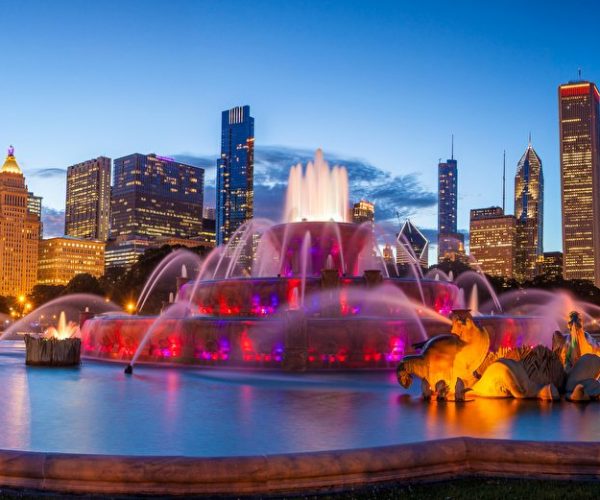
[2,1,600,261]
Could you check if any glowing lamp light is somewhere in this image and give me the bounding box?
[126,302,136,314]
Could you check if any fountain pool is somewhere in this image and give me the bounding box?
[3,341,600,458]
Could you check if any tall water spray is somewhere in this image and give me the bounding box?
[284,149,349,223]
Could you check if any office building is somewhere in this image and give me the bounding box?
[514,141,544,281]
[559,80,600,284]
[539,251,563,279]
[27,192,43,238]
[65,157,111,241]
[105,235,153,270]
[437,232,465,263]
[396,219,429,269]
[352,200,375,224]
[216,106,254,246]
[196,217,216,247]
[111,153,204,240]
[38,237,105,285]
[203,206,216,220]
[0,146,41,296]
[469,207,516,278]
[438,146,464,262]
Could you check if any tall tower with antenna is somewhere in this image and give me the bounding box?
[437,135,464,262]
[502,150,506,213]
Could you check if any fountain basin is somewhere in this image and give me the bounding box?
[2,342,600,494]
[181,276,457,317]
[81,314,451,368]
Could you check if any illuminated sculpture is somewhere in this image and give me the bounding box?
[553,312,600,401]
[397,309,562,401]
[397,310,489,399]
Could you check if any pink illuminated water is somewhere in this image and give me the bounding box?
[284,149,349,223]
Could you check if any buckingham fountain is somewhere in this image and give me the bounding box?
[2,150,600,495]
[77,150,551,374]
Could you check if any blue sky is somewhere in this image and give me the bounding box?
[0,0,599,254]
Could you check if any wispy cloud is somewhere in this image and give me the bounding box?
[29,167,66,179]
[42,207,65,238]
[174,146,437,223]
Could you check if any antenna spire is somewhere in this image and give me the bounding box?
[451,134,454,160]
[578,67,582,80]
[502,150,506,214]
[528,131,532,146]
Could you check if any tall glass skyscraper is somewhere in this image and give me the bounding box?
[514,141,543,281]
[216,106,255,246]
[559,81,600,284]
[437,147,464,262]
[111,153,204,240]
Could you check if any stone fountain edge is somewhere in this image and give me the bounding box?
[0,437,599,495]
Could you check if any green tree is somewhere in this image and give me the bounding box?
[61,273,105,297]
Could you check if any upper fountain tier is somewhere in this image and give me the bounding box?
[283,149,349,223]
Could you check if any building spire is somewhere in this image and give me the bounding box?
[451,134,454,160]
[528,132,532,146]
[502,150,506,214]
[7,145,14,157]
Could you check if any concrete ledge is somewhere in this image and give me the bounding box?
[0,438,600,495]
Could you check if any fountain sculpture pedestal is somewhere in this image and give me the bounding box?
[24,335,81,366]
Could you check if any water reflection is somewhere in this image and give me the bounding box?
[2,341,600,456]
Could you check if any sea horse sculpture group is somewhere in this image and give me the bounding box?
[397,309,600,402]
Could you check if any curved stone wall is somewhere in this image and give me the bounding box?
[1,438,600,495]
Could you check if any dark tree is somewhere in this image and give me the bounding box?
[61,273,105,297]
[29,284,66,308]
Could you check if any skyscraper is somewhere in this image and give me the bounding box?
[65,157,111,241]
[216,105,254,246]
[437,141,464,262]
[396,219,429,269]
[469,207,516,278]
[352,200,375,224]
[111,153,204,240]
[0,147,41,296]
[559,80,600,284]
[27,191,43,238]
[514,140,543,281]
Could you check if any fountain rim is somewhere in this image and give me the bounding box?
[0,437,597,495]
[184,275,457,285]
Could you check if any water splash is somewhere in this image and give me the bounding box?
[44,311,79,340]
[284,149,349,223]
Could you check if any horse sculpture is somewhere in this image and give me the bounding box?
[396,309,489,399]
[553,311,600,401]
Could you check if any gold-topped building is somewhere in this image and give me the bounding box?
[0,146,41,296]
[38,237,105,286]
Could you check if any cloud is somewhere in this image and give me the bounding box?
[41,207,65,238]
[29,167,66,179]
[172,154,215,169]
[174,146,437,223]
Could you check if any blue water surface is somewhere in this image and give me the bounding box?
[0,341,598,457]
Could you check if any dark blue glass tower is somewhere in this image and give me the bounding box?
[111,153,204,240]
[438,158,457,235]
[438,148,463,261]
[216,106,255,246]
